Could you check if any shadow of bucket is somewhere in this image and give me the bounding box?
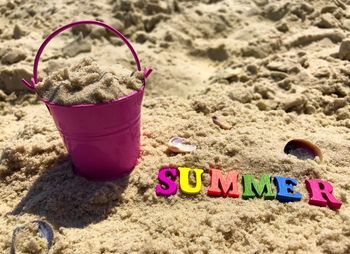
[21,20,153,181]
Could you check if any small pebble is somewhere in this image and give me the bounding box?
[212,116,232,130]
[1,48,26,65]
[338,39,350,60]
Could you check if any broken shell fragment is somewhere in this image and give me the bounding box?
[284,139,323,161]
[11,220,54,254]
[168,137,196,153]
[212,116,232,130]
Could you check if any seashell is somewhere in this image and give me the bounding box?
[212,116,232,130]
[168,137,196,153]
[284,139,323,161]
[11,220,54,254]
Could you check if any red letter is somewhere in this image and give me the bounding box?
[207,168,239,198]
[305,179,342,209]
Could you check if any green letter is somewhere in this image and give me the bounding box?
[242,175,274,199]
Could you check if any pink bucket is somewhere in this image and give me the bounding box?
[21,20,152,181]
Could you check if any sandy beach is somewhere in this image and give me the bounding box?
[0,0,350,253]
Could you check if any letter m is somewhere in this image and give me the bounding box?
[207,168,239,198]
[242,175,274,199]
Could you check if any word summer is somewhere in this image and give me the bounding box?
[155,167,342,210]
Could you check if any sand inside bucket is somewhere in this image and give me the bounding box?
[36,58,144,105]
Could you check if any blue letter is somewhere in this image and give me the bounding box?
[273,176,302,202]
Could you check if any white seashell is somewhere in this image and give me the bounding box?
[168,137,196,153]
[284,139,323,162]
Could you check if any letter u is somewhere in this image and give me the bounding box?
[178,167,204,194]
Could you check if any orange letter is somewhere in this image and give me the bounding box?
[207,168,239,198]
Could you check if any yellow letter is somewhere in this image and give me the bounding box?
[178,167,204,194]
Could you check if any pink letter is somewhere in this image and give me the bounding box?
[155,168,178,197]
[305,179,342,209]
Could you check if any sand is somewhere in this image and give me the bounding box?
[0,0,350,253]
[36,58,144,105]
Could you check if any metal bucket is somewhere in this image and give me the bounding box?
[21,20,152,181]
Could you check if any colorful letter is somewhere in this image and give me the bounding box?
[242,175,274,199]
[305,179,342,209]
[155,168,178,197]
[207,168,239,198]
[273,176,302,203]
[178,167,204,194]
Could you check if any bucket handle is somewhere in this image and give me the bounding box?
[21,20,153,91]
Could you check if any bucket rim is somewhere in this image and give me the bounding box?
[43,85,144,108]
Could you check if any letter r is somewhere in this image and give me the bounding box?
[305,179,342,209]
